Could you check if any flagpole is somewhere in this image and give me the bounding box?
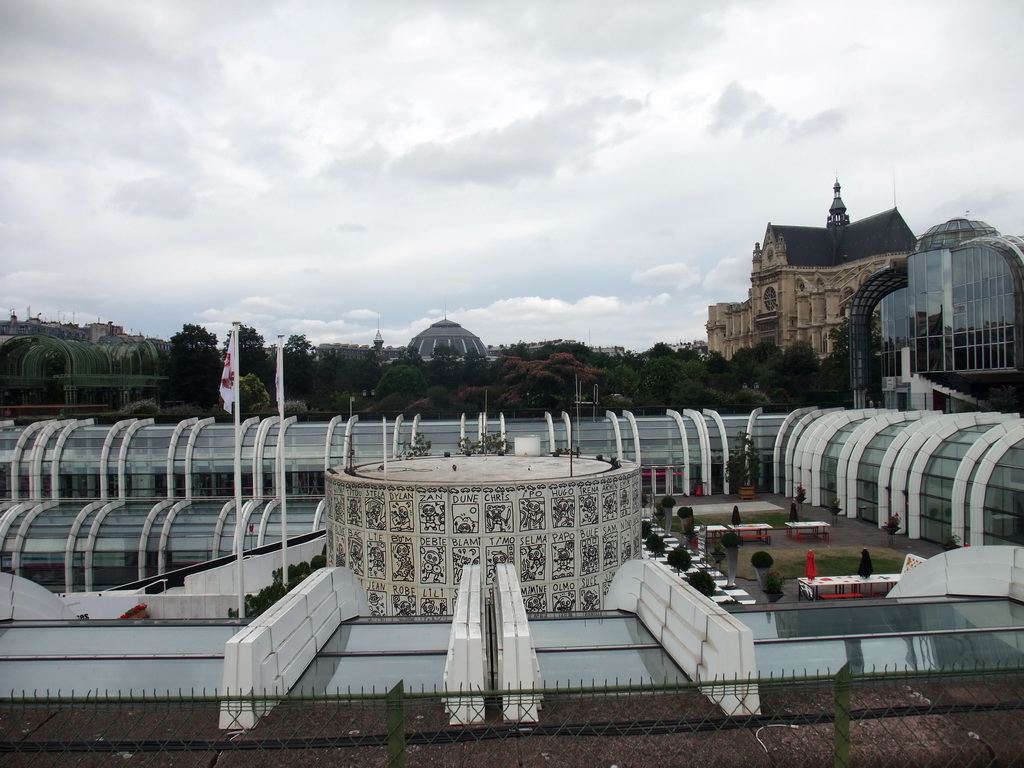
[231,322,244,618]
[382,416,387,480]
[276,335,288,584]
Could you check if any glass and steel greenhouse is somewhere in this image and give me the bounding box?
[2,406,1024,592]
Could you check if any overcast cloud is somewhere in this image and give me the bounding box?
[2,0,1022,351]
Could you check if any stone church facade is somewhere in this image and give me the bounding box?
[707,182,917,358]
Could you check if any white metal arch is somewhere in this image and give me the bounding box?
[0,502,33,555]
[889,413,994,528]
[184,417,215,500]
[234,498,265,557]
[838,412,926,516]
[99,419,136,499]
[63,500,106,592]
[459,413,467,446]
[683,409,711,495]
[116,418,155,500]
[83,500,126,591]
[702,409,729,495]
[744,407,762,443]
[212,499,237,558]
[967,423,1024,546]
[157,499,193,574]
[10,500,56,575]
[605,410,623,459]
[393,414,405,458]
[951,422,1020,547]
[622,410,642,464]
[876,414,945,527]
[780,408,838,499]
[9,420,58,501]
[48,419,95,500]
[137,498,175,580]
[325,415,345,471]
[312,497,328,531]
[499,413,507,444]
[560,412,572,451]
[165,417,199,499]
[253,416,281,492]
[797,410,877,506]
[27,419,72,499]
[903,413,1012,539]
[665,409,691,496]
[410,414,422,446]
[772,407,817,495]
[544,412,556,452]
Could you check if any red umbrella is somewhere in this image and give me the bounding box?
[805,550,818,579]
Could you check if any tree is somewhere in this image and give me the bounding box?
[168,324,221,409]
[239,373,270,412]
[427,345,462,389]
[228,325,273,388]
[500,352,603,409]
[726,431,761,488]
[637,356,686,404]
[282,334,315,401]
[376,364,428,402]
[666,547,692,572]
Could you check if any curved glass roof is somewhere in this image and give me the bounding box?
[916,217,1000,252]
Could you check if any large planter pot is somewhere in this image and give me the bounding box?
[764,592,783,603]
[754,565,770,590]
[738,485,755,500]
[724,546,739,589]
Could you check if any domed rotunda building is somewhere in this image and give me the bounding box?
[408,318,487,359]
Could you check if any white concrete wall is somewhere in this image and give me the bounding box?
[494,563,542,723]
[219,567,369,730]
[184,538,326,596]
[605,560,760,716]
[1,572,78,620]
[888,546,1024,600]
[443,564,486,725]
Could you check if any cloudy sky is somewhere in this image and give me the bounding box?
[3,1,1023,352]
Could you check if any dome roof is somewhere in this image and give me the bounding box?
[408,318,487,359]
[916,217,1000,252]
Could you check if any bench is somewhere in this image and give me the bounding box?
[819,592,864,599]
[736,530,771,544]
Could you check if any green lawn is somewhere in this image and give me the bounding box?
[733,547,905,581]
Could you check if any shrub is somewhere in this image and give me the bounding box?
[645,533,666,556]
[762,572,785,594]
[641,520,652,539]
[720,532,741,548]
[666,547,692,572]
[687,570,718,597]
[750,551,774,569]
[660,495,676,509]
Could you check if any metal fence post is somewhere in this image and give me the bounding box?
[386,679,405,768]
[834,662,851,768]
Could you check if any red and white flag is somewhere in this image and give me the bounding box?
[220,329,237,414]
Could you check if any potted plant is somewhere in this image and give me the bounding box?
[943,532,962,551]
[883,512,901,535]
[683,517,697,548]
[686,569,718,598]
[720,531,741,588]
[795,484,807,507]
[762,572,785,602]
[829,497,842,523]
[750,550,774,590]
[641,519,652,539]
[660,494,677,534]
[725,431,761,500]
[710,543,726,568]
[666,547,692,573]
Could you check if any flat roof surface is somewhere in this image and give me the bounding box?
[342,454,628,484]
[0,620,244,697]
[738,597,1024,676]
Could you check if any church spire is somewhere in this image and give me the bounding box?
[827,179,850,229]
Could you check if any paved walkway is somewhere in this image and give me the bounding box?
[647,492,946,606]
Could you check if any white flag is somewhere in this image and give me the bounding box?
[220,329,237,413]
[275,340,285,413]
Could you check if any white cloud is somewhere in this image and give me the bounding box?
[2,0,1022,352]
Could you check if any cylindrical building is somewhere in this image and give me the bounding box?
[325,455,642,616]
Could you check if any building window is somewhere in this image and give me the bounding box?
[763,287,778,311]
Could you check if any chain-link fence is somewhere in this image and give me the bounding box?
[2,665,1023,767]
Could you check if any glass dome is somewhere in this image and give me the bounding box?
[407,318,487,359]
[915,217,999,252]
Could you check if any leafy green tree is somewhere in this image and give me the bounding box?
[168,324,221,409]
[427,345,462,389]
[227,325,273,388]
[282,334,315,401]
[666,547,692,572]
[376,364,428,402]
[637,356,686,404]
[239,373,270,412]
[500,352,603,409]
